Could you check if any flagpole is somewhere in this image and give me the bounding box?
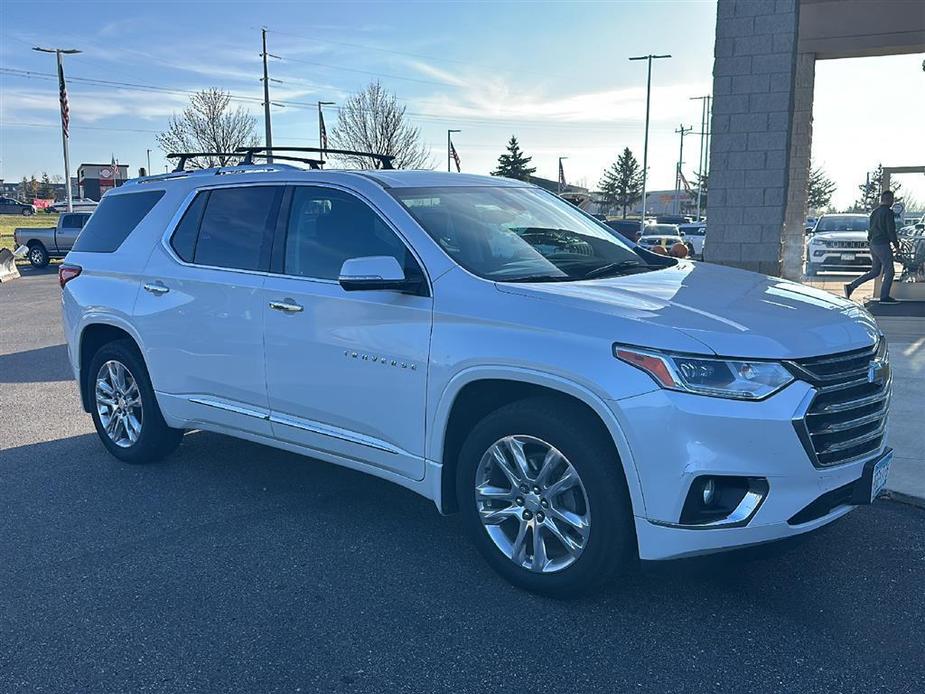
[447,129,461,172]
[34,46,81,212]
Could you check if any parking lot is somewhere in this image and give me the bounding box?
[1,268,924,693]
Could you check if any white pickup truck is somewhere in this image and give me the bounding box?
[13,212,92,268]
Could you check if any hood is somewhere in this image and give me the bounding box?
[496,261,879,359]
[809,230,867,241]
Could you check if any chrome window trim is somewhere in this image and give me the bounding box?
[158,180,433,295]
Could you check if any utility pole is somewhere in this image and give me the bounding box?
[689,95,710,222]
[260,28,280,163]
[318,101,335,161]
[146,148,152,176]
[629,53,671,233]
[674,124,693,216]
[447,129,461,172]
[33,46,81,212]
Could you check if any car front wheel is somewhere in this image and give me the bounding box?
[21,207,34,216]
[457,397,635,596]
[89,340,183,463]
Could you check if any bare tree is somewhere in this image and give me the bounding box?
[156,89,259,169]
[329,81,432,169]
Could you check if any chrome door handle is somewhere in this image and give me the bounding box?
[143,282,169,295]
[269,299,303,313]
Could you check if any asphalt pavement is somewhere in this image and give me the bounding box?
[1,268,924,694]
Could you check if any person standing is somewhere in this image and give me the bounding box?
[845,190,900,304]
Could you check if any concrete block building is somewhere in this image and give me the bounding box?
[707,0,925,280]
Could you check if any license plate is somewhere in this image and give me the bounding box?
[870,451,892,502]
[841,253,855,261]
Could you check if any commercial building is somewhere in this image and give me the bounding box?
[77,163,130,201]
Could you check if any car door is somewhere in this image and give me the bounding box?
[0,198,12,214]
[261,185,432,480]
[56,214,85,251]
[134,184,284,436]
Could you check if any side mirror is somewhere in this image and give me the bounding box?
[678,231,686,237]
[338,256,415,292]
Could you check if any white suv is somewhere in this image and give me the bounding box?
[60,159,892,595]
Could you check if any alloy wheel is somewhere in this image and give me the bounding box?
[95,360,143,448]
[474,435,590,573]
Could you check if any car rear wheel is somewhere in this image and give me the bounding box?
[28,243,49,268]
[456,397,635,597]
[88,340,183,463]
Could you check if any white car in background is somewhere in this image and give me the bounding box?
[678,223,706,259]
[48,197,99,214]
[806,214,871,276]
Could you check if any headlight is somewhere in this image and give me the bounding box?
[614,347,794,400]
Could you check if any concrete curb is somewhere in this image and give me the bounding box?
[884,490,925,510]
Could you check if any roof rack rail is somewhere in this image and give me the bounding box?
[236,146,396,170]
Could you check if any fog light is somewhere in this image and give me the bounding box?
[702,478,716,506]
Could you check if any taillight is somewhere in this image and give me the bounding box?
[59,264,82,288]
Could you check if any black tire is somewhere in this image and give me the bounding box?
[27,243,49,268]
[456,396,635,597]
[805,262,818,277]
[88,339,183,464]
[21,207,34,216]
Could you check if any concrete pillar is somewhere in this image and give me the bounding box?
[707,0,809,277]
[781,52,815,280]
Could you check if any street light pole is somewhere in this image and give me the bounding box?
[447,129,461,172]
[318,101,335,161]
[146,148,152,176]
[689,95,710,222]
[260,28,280,163]
[629,53,671,234]
[33,46,80,212]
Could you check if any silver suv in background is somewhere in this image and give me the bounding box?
[806,214,871,276]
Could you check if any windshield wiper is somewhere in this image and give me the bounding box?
[499,274,572,283]
[583,260,647,279]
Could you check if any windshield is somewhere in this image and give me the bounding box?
[393,186,656,282]
[816,216,869,232]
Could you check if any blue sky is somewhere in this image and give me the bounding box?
[1,0,922,209]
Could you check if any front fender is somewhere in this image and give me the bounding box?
[427,365,648,517]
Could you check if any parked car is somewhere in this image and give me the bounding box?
[677,223,706,259]
[48,197,99,213]
[14,212,92,267]
[604,219,643,243]
[654,214,691,225]
[638,224,693,257]
[0,196,36,216]
[60,163,893,596]
[805,214,871,276]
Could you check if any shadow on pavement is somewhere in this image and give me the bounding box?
[0,343,72,383]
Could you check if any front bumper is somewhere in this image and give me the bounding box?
[608,381,888,561]
[808,248,872,269]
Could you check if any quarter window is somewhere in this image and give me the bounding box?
[284,187,420,281]
[193,186,282,271]
[71,191,165,253]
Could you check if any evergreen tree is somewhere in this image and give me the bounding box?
[851,164,901,212]
[38,172,55,200]
[598,147,643,217]
[491,136,536,181]
[806,163,836,211]
[689,170,708,213]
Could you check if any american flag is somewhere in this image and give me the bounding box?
[319,110,328,152]
[58,59,69,138]
[450,140,461,172]
[558,159,566,190]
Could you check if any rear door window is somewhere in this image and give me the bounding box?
[71,191,165,252]
[192,186,283,271]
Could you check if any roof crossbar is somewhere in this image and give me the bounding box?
[236,146,396,170]
[166,152,241,172]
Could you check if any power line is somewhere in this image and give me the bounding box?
[278,54,462,88]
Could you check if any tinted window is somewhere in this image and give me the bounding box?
[284,187,419,281]
[194,186,282,271]
[72,191,164,253]
[169,192,208,262]
[61,214,87,229]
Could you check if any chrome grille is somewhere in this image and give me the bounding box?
[790,341,891,468]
